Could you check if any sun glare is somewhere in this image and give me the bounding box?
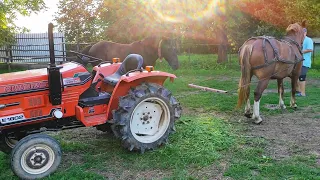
[143,0,226,23]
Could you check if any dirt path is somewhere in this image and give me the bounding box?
[55,96,320,179]
[243,107,320,159]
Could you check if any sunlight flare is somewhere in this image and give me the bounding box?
[143,0,226,23]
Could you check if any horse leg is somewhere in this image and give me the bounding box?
[244,75,253,118]
[252,79,270,124]
[244,98,252,118]
[290,76,298,108]
[277,79,286,109]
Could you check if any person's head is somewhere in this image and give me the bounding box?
[303,28,307,37]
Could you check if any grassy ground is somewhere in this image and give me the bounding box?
[0,54,320,179]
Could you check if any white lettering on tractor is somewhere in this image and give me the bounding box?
[0,114,26,124]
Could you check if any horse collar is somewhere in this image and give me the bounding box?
[283,37,302,54]
[158,39,163,62]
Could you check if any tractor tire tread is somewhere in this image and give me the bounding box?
[113,83,181,153]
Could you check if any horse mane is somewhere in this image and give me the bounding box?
[140,36,162,48]
[286,23,302,35]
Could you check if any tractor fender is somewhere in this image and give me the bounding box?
[120,71,176,83]
[105,71,176,120]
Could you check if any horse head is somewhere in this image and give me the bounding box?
[285,21,306,47]
[72,45,92,66]
[159,37,180,70]
[142,36,180,70]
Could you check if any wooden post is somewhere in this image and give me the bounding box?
[5,45,11,72]
[312,42,315,66]
[188,46,191,62]
[62,36,65,63]
[76,32,80,52]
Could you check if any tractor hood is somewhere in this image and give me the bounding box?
[0,62,90,97]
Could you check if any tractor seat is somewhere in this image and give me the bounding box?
[103,54,144,86]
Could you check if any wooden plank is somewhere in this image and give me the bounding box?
[188,84,228,93]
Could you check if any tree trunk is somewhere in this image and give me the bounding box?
[217,29,228,63]
[218,44,227,63]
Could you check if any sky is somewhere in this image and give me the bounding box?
[14,0,59,33]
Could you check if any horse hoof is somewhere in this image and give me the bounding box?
[244,113,253,118]
[290,104,297,109]
[254,118,263,124]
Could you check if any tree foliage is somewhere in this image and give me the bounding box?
[239,0,320,36]
[55,0,320,50]
[0,0,45,46]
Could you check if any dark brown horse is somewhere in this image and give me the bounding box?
[78,36,179,70]
[237,21,306,124]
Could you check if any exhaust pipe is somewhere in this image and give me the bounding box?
[47,23,62,105]
[48,23,56,67]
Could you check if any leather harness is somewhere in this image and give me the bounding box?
[240,36,304,70]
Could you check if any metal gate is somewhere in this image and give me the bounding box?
[0,32,66,63]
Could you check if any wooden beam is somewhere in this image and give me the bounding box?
[188,84,228,93]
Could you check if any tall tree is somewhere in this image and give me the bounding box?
[0,0,46,46]
[55,0,110,43]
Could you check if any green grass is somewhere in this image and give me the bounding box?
[1,54,320,179]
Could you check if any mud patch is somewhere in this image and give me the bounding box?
[134,169,172,180]
[58,152,84,170]
[96,168,172,180]
[246,107,320,159]
[264,104,280,110]
[188,162,229,180]
[263,89,291,94]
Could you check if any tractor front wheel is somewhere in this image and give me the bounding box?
[113,83,181,153]
[11,134,61,180]
[0,134,20,154]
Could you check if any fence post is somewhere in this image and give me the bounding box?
[188,46,191,62]
[227,45,229,63]
[62,36,65,63]
[5,45,11,72]
[313,42,315,66]
[76,33,80,52]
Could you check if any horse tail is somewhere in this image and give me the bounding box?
[237,44,253,108]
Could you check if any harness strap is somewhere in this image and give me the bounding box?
[250,36,303,70]
[283,37,302,54]
[262,38,268,64]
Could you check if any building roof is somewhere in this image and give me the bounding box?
[312,38,320,43]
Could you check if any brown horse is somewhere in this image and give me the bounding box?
[237,21,306,124]
[78,36,179,70]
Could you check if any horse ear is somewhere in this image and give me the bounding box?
[301,19,307,28]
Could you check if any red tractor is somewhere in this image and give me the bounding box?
[0,23,181,179]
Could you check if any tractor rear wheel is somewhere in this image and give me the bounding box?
[113,83,181,153]
[11,134,61,180]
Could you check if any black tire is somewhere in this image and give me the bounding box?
[112,83,182,153]
[11,134,62,180]
[0,134,20,154]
